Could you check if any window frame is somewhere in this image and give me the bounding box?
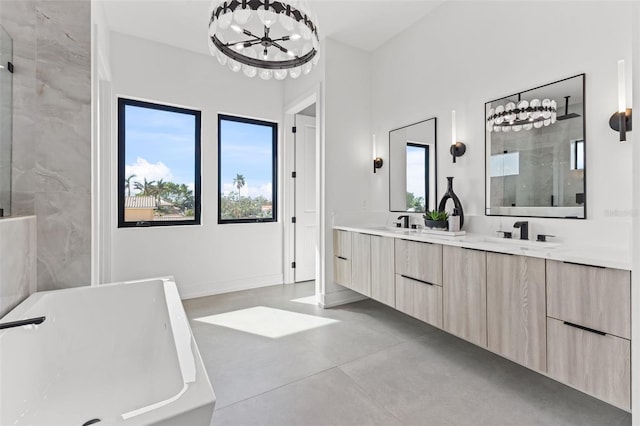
[117,97,202,228]
[217,114,278,224]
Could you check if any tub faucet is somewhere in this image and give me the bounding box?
[397,215,410,228]
[0,316,45,330]
[513,221,529,240]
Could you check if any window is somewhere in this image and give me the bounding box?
[490,152,520,177]
[218,114,277,224]
[570,139,584,170]
[118,98,201,227]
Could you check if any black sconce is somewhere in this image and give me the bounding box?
[451,110,466,163]
[372,134,383,173]
[610,60,633,142]
[373,157,383,173]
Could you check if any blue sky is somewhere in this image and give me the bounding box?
[219,119,273,200]
[125,105,274,200]
[125,105,195,188]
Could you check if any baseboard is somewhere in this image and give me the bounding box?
[178,273,284,300]
[319,289,368,308]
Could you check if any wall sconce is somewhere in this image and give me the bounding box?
[450,110,466,163]
[609,59,632,142]
[373,134,383,173]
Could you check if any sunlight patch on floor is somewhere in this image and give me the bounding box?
[290,295,318,305]
[194,306,338,338]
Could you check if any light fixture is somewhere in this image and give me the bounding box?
[450,110,466,163]
[486,96,557,133]
[609,59,632,142]
[373,134,383,173]
[208,0,320,80]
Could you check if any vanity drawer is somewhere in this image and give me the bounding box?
[333,229,352,259]
[546,260,630,339]
[395,274,442,328]
[395,239,442,285]
[333,256,352,288]
[547,317,630,410]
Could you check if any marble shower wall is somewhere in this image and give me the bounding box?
[0,216,36,317]
[0,1,91,291]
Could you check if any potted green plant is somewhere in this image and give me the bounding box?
[424,210,449,230]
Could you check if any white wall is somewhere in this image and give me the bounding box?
[370,1,633,249]
[109,32,284,298]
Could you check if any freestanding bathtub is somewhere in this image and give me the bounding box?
[0,277,215,426]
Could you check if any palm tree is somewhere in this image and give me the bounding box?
[125,174,136,196]
[133,178,156,198]
[233,173,246,201]
[155,178,167,206]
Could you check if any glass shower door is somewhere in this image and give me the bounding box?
[0,25,12,217]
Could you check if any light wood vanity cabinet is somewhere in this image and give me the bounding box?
[350,233,371,296]
[486,253,546,372]
[443,246,487,347]
[545,260,631,410]
[332,230,352,288]
[370,236,395,307]
[332,228,632,411]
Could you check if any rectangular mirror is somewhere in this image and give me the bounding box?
[389,118,437,212]
[485,74,585,219]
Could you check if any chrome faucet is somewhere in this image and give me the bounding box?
[513,221,529,240]
[397,215,410,228]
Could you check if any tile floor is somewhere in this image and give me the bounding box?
[183,282,631,426]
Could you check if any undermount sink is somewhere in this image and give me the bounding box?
[364,226,418,234]
[471,236,559,251]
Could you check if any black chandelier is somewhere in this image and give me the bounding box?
[208,0,320,80]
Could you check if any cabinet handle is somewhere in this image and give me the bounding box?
[563,321,606,336]
[400,275,434,286]
[562,261,605,269]
[337,256,348,261]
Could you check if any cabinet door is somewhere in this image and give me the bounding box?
[371,236,395,307]
[443,246,487,347]
[350,233,371,296]
[333,229,351,259]
[487,253,546,371]
[396,274,442,328]
[547,317,630,410]
[395,239,442,285]
[547,260,630,339]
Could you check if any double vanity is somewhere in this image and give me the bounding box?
[332,225,631,411]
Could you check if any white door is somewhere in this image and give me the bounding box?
[294,114,316,282]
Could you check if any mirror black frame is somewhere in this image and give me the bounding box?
[484,74,587,220]
[389,117,438,213]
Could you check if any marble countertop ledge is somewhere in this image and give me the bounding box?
[334,225,631,271]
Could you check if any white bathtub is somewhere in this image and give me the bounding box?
[0,277,215,426]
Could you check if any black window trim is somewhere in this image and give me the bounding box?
[117,97,202,228]
[218,113,278,224]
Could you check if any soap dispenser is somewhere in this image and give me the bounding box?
[448,208,461,232]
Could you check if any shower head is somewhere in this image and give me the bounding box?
[556,95,581,120]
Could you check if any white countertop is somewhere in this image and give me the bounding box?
[334,225,631,270]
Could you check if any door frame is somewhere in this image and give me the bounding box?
[283,84,323,295]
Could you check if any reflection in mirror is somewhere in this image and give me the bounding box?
[389,118,437,212]
[485,74,585,219]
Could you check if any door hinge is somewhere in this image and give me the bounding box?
[291,217,296,223]
[7,62,13,73]
[292,126,297,133]
[291,262,296,269]
[292,171,297,178]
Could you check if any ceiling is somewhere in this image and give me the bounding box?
[100,0,445,55]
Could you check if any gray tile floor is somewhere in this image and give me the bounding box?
[183,282,631,426]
